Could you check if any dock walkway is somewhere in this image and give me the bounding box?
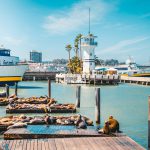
[121,76,150,85]
[0,136,145,150]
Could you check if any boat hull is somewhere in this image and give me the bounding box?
[0,65,28,86]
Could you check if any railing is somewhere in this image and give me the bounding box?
[56,73,120,80]
[121,76,150,82]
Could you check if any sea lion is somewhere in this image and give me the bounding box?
[7,122,27,130]
[98,121,110,134]
[108,116,120,132]
[75,115,87,129]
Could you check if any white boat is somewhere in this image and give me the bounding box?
[114,57,150,77]
[0,47,28,86]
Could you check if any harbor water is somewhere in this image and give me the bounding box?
[0,81,149,149]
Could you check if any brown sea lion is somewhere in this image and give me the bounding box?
[98,121,110,134]
[108,116,120,132]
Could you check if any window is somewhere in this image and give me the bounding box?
[90,53,92,56]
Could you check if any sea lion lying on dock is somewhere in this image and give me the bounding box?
[29,116,45,125]
[44,114,56,125]
[75,114,87,129]
[7,122,27,129]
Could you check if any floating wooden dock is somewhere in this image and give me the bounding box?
[121,76,150,86]
[0,136,144,150]
[23,71,58,81]
[0,101,9,106]
[4,125,119,140]
[6,108,76,114]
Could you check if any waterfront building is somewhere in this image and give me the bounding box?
[81,34,97,74]
[30,50,42,63]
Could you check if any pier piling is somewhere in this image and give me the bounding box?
[148,96,150,149]
[15,82,18,96]
[76,86,81,108]
[95,88,100,124]
[48,79,51,98]
[5,84,9,98]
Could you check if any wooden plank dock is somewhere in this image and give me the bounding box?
[0,136,145,150]
[121,76,150,86]
[6,108,76,114]
[4,125,111,140]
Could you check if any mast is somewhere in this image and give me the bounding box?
[88,8,90,35]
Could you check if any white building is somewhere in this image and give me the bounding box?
[81,34,97,74]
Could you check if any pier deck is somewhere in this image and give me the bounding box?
[6,108,76,114]
[0,136,144,150]
[4,125,122,140]
[121,76,150,85]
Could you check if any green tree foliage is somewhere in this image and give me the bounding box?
[67,56,82,74]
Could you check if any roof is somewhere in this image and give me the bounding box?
[0,48,11,51]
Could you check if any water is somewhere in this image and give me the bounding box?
[0,81,149,149]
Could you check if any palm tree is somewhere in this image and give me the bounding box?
[76,34,82,61]
[74,38,79,57]
[65,44,72,61]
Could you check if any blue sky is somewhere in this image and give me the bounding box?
[0,0,150,64]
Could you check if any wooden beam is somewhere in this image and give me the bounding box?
[95,88,100,124]
[148,96,150,149]
[5,84,9,98]
[76,86,81,108]
[15,82,18,96]
[48,79,51,98]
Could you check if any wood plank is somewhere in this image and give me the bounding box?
[0,136,145,150]
[54,138,65,150]
[15,140,24,150]
[41,140,46,150]
[87,137,108,150]
[11,139,17,150]
[34,139,38,150]
[37,139,42,150]
[61,138,77,150]
[123,136,145,150]
[26,139,31,150]
[0,140,10,150]
[22,139,27,150]
[29,139,34,150]
[44,139,49,150]
[103,137,122,150]
[48,139,57,150]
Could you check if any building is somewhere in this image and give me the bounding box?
[30,50,42,63]
[81,34,97,74]
[0,47,19,65]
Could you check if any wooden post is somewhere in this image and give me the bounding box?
[15,82,18,96]
[148,96,150,148]
[5,84,9,98]
[76,86,81,108]
[95,88,100,124]
[94,75,96,85]
[48,79,51,98]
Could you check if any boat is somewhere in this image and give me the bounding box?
[0,47,28,86]
[114,57,150,77]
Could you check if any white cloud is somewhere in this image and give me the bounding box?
[98,36,149,55]
[43,0,114,34]
[2,36,23,46]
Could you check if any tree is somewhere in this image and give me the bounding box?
[74,38,79,57]
[65,44,72,61]
[67,56,82,74]
[76,34,82,61]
